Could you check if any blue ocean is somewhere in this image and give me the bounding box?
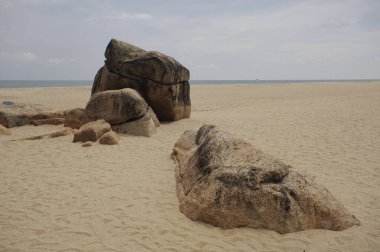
[0,79,378,88]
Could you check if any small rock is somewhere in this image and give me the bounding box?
[82,141,93,147]
[73,119,111,143]
[99,131,119,145]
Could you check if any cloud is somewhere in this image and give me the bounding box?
[88,12,152,22]
[0,52,37,61]
[0,0,379,79]
[0,0,63,7]
[47,58,76,64]
[195,64,219,69]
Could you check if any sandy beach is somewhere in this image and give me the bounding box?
[1,81,379,251]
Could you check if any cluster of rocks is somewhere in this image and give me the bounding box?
[72,119,119,147]
[1,39,191,145]
[92,38,191,121]
[171,124,360,234]
[1,39,360,235]
[84,88,160,137]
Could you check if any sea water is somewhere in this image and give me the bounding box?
[0,79,377,88]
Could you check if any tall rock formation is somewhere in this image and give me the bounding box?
[91,39,191,121]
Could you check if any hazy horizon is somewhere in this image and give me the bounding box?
[1,78,380,81]
[1,0,379,80]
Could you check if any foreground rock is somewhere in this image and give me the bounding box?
[171,125,359,234]
[85,88,148,125]
[91,38,191,121]
[73,119,111,143]
[0,124,11,136]
[112,114,156,137]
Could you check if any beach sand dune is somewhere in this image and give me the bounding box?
[1,82,379,251]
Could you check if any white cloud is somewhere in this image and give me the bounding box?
[0,0,12,8]
[47,58,76,64]
[195,64,219,69]
[0,0,63,7]
[88,12,152,22]
[0,0,378,79]
[0,52,37,61]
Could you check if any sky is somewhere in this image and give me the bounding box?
[0,0,379,80]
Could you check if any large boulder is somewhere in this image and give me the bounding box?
[91,38,191,121]
[73,119,111,143]
[171,125,359,234]
[85,88,148,125]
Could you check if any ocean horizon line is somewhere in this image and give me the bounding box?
[0,79,379,88]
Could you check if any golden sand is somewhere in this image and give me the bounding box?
[1,82,379,251]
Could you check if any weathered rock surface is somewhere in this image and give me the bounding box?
[82,141,93,147]
[73,119,111,143]
[0,124,11,136]
[99,131,119,145]
[64,108,86,129]
[85,88,148,125]
[0,102,65,128]
[171,124,359,234]
[104,38,189,84]
[147,107,160,127]
[0,102,44,128]
[0,111,30,128]
[91,38,191,121]
[112,114,156,137]
[31,118,65,126]
[29,111,65,120]
[15,129,75,141]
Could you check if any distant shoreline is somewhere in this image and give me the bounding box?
[0,79,379,88]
